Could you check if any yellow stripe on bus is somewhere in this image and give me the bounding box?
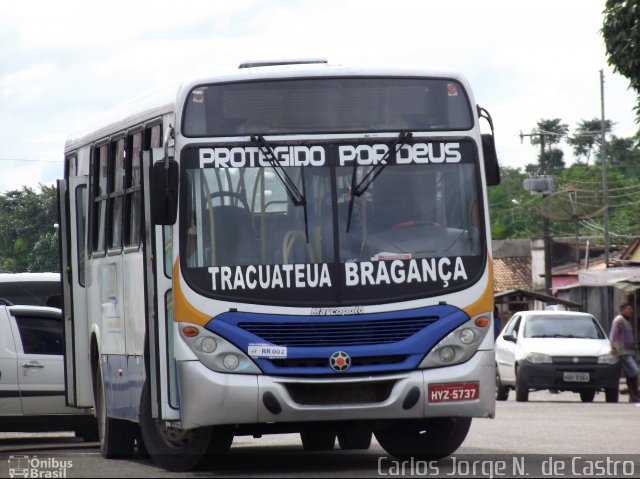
[173,259,211,327]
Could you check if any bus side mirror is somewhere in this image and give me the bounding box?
[482,133,500,186]
[151,160,179,225]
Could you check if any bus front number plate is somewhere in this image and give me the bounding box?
[428,382,479,403]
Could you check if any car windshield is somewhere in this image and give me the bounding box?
[523,315,605,339]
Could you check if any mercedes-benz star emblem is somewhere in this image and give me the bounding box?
[330,351,351,372]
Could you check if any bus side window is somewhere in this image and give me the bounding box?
[92,144,109,253]
[125,132,143,247]
[109,138,125,250]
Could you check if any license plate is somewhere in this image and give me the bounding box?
[428,382,479,403]
[563,372,590,382]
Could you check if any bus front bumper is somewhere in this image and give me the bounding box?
[177,350,495,430]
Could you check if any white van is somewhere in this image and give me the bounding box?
[0,304,96,440]
[0,273,62,308]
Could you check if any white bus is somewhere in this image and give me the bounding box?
[58,61,500,471]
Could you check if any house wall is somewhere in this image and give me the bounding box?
[531,239,546,291]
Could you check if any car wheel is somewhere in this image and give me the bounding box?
[515,368,529,402]
[579,390,596,403]
[75,426,99,442]
[605,387,619,403]
[496,369,509,401]
[375,417,472,461]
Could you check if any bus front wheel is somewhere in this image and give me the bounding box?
[139,381,232,471]
[374,417,472,461]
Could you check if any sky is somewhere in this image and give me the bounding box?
[0,0,637,193]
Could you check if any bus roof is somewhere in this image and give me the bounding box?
[0,272,60,283]
[64,63,470,151]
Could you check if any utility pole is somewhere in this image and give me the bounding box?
[600,69,610,325]
[540,135,552,295]
[600,70,609,269]
[520,130,555,295]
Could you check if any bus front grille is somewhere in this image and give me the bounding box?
[284,380,396,405]
[271,355,407,369]
[238,317,437,347]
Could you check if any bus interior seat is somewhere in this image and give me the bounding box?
[211,205,257,265]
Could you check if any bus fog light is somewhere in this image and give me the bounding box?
[200,337,217,354]
[223,354,240,370]
[460,328,476,344]
[439,347,456,363]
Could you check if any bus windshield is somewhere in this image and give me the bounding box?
[182,78,473,136]
[180,139,485,306]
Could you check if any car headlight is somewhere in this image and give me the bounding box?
[179,323,262,374]
[598,354,619,365]
[419,314,491,369]
[526,352,553,364]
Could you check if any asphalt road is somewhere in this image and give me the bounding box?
[1,390,639,478]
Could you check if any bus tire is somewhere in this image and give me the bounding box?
[300,430,336,451]
[337,430,372,450]
[95,362,136,458]
[375,417,471,461]
[139,380,231,471]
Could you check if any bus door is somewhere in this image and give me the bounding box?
[58,177,93,408]
[142,149,179,421]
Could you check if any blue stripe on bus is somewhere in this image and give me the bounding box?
[205,305,470,376]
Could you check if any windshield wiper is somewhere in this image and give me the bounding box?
[251,136,305,206]
[251,135,309,242]
[346,131,413,233]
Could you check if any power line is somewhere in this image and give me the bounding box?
[0,157,62,163]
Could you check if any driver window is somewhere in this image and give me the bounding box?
[503,315,521,337]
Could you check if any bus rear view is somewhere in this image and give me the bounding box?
[60,62,499,471]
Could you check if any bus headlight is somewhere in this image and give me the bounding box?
[460,328,477,344]
[419,314,490,369]
[179,323,261,374]
[223,354,240,371]
[439,346,456,363]
[200,337,218,354]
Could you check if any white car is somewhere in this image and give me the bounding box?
[0,304,97,439]
[495,310,620,403]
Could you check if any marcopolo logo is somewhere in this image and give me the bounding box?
[8,456,73,478]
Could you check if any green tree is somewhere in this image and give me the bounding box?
[488,167,542,240]
[524,119,568,175]
[567,118,613,165]
[606,135,640,176]
[602,0,640,122]
[0,185,59,273]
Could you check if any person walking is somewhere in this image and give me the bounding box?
[610,303,640,403]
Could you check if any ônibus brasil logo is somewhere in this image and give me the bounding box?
[8,455,73,478]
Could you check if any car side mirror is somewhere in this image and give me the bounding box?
[503,333,517,343]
